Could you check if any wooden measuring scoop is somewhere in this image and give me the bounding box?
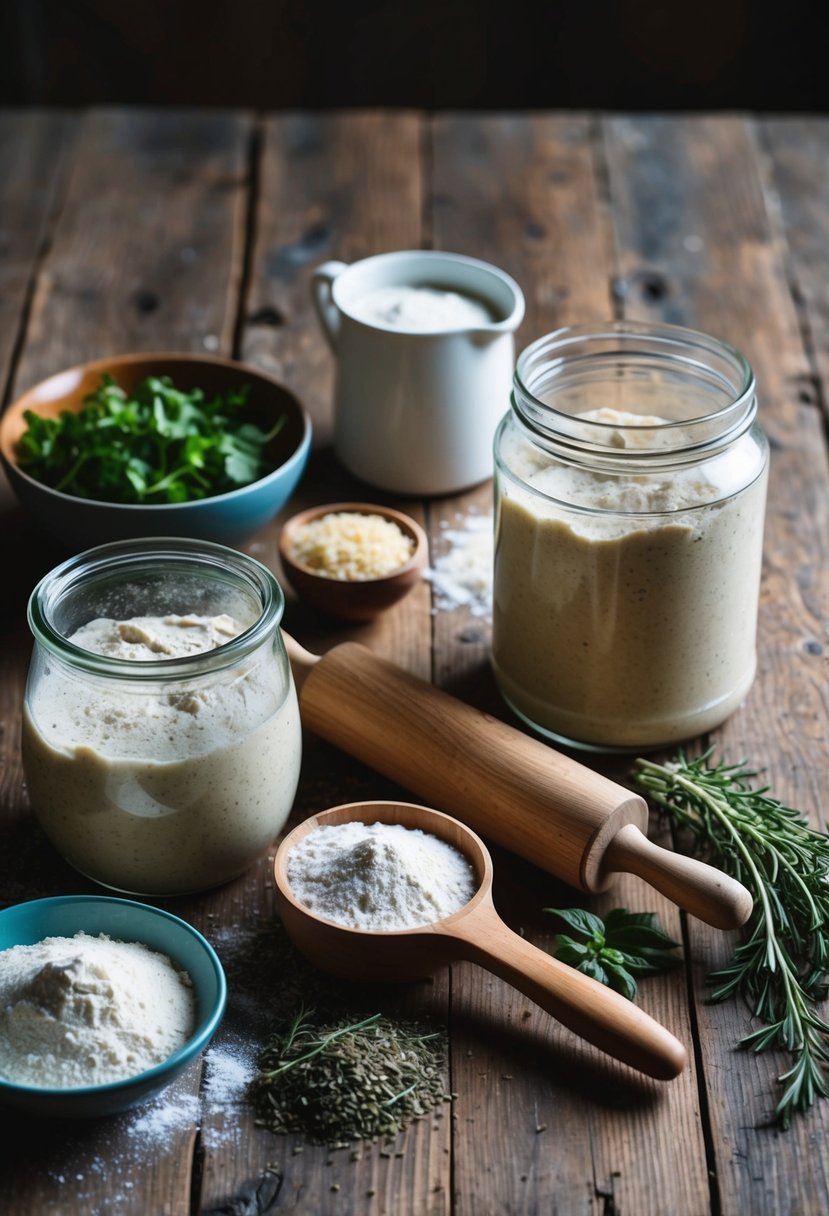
[283,635,753,930]
[273,801,688,1081]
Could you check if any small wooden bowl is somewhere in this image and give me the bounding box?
[278,502,428,622]
[274,801,487,983]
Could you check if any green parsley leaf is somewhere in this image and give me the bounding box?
[16,373,285,505]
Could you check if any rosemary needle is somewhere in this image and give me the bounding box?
[257,1011,382,1083]
[632,749,829,1128]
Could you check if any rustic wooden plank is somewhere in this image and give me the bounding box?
[197,110,447,1216]
[0,106,252,1216]
[0,110,74,396]
[428,111,616,697]
[605,112,829,1213]
[0,109,63,839]
[242,110,432,677]
[243,110,425,446]
[2,104,826,1216]
[759,117,829,443]
[11,106,251,393]
[758,118,829,820]
[604,114,828,798]
[0,110,75,599]
[430,113,711,1216]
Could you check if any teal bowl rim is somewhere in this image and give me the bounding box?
[0,895,227,1100]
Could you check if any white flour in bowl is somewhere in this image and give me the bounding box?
[286,821,477,931]
[0,932,195,1088]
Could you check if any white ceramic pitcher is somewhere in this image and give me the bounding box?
[311,250,525,495]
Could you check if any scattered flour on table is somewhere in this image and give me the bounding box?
[424,510,493,618]
[0,932,194,1088]
[286,821,477,930]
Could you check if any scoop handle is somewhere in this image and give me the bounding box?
[442,899,687,1080]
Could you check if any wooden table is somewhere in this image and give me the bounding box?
[1,108,827,1216]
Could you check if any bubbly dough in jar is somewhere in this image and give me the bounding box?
[492,410,768,748]
[22,613,301,894]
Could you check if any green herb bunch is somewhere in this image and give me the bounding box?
[17,373,284,504]
[633,749,829,1128]
[546,906,682,1000]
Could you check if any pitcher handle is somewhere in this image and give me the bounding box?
[311,260,348,351]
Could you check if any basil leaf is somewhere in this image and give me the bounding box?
[546,905,683,1002]
[602,909,681,951]
[544,907,606,941]
[601,959,639,1000]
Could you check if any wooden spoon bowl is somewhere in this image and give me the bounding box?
[273,801,688,1081]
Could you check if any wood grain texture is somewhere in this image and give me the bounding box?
[426,113,616,704]
[0,108,827,1216]
[199,109,445,1216]
[244,110,423,443]
[0,106,252,1216]
[11,106,251,393]
[604,112,829,1214]
[0,110,75,398]
[429,112,711,1216]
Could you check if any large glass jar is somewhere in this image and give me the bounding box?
[23,539,302,894]
[492,321,769,751]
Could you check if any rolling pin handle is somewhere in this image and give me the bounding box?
[605,823,753,930]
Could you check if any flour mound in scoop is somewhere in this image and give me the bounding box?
[287,821,477,931]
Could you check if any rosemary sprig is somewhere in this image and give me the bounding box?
[632,749,829,1128]
[256,1008,383,1083]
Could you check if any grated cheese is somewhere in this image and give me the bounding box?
[286,512,414,581]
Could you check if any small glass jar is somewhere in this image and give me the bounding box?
[23,538,302,894]
[492,321,769,751]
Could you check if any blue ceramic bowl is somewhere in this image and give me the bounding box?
[0,896,227,1117]
[0,353,312,549]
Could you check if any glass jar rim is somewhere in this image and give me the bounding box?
[28,537,285,680]
[512,320,756,465]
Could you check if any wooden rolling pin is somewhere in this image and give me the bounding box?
[284,635,753,930]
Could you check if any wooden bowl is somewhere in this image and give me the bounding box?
[0,352,312,549]
[274,801,487,982]
[278,502,428,621]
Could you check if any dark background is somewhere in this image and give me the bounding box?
[1,0,826,112]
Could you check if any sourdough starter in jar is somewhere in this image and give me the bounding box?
[23,542,302,894]
[491,324,769,751]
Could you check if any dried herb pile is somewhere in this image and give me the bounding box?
[252,1008,447,1147]
[248,922,449,1148]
